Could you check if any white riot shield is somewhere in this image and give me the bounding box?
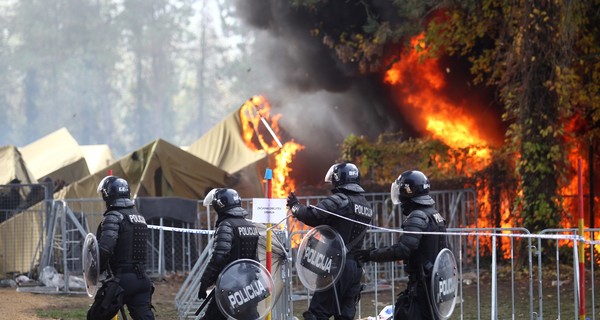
[82,233,100,298]
[215,259,274,320]
[430,248,458,320]
[295,225,346,292]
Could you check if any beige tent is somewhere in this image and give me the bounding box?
[20,127,90,184]
[80,144,116,174]
[56,138,263,201]
[0,145,36,185]
[1,138,264,275]
[187,108,268,197]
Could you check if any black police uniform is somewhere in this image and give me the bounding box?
[93,197,155,320]
[198,205,260,320]
[292,186,373,320]
[362,201,447,320]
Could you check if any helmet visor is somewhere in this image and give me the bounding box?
[390,181,401,205]
[203,188,218,207]
[96,176,112,194]
[323,163,339,183]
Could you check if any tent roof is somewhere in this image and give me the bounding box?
[0,145,36,184]
[187,108,267,196]
[187,108,267,174]
[56,138,263,201]
[19,127,89,184]
[80,144,115,174]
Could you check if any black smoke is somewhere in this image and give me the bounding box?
[233,0,410,187]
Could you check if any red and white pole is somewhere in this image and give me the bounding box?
[577,158,586,320]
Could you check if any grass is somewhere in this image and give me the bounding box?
[37,309,88,320]
[34,266,600,319]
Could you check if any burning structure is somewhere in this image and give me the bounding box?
[234,1,599,238]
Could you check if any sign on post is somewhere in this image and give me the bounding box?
[251,198,287,224]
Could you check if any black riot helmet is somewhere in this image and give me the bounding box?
[203,188,246,217]
[390,170,435,206]
[97,175,134,208]
[324,162,365,193]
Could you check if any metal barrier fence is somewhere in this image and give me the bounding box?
[1,187,599,320]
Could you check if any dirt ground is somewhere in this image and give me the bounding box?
[0,273,183,320]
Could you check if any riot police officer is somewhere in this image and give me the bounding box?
[88,176,155,320]
[356,170,448,320]
[287,162,373,320]
[197,188,260,320]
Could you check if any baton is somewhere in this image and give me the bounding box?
[195,289,215,316]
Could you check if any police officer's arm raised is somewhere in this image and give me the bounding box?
[287,192,349,227]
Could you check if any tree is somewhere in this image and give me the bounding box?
[292,0,600,232]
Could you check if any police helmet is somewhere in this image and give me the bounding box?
[203,188,246,216]
[390,170,435,205]
[97,175,134,207]
[324,162,365,192]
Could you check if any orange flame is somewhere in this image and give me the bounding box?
[384,33,517,256]
[384,33,493,170]
[239,95,305,198]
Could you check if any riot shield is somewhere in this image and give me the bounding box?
[82,233,100,298]
[295,225,346,292]
[430,248,458,320]
[214,259,274,320]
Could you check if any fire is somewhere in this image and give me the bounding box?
[239,95,305,198]
[561,117,591,229]
[384,33,595,259]
[384,33,516,256]
[384,33,493,170]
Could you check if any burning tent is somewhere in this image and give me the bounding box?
[187,107,268,199]
[187,96,303,199]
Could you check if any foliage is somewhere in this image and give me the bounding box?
[340,132,496,188]
[0,0,256,156]
[425,0,600,232]
[293,0,600,233]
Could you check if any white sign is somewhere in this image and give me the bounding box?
[251,198,287,224]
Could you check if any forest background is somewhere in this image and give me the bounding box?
[0,0,599,233]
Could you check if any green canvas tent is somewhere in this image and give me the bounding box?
[19,127,90,184]
[56,138,262,201]
[80,144,116,175]
[0,145,36,185]
[187,108,268,197]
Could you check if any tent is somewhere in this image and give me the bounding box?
[187,108,268,198]
[0,145,36,185]
[56,138,262,201]
[0,138,261,275]
[19,127,90,184]
[80,144,115,175]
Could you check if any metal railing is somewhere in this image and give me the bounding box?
[1,188,598,320]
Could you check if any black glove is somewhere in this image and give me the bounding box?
[198,283,207,300]
[354,249,372,264]
[287,192,299,208]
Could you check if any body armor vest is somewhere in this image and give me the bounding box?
[329,193,373,253]
[407,206,447,275]
[111,207,149,266]
[226,217,259,261]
